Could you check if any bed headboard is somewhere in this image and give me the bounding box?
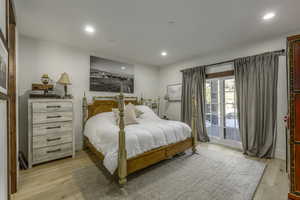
[82,95,139,126]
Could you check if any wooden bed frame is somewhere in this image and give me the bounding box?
[82,93,198,186]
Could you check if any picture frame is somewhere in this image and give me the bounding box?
[90,56,134,93]
[0,0,7,45]
[167,83,182,102]
[0,36,8,95]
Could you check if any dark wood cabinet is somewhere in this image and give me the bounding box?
[288,35,300,200]
[293,43,300,91]
[295,95,300,142]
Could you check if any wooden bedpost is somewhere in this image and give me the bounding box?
[118,92,127,186]
[82,92,88,127]
[191,95,198,153]
[82,92,88,149]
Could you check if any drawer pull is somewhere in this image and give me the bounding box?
[47,148,61,153]
[47,105,61,108]
[46,126,61,130]
[47,137,61,142]
[47,115,62,119]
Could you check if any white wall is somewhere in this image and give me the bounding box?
[158,33,300,160]
[18,35,160,154]
[0,100,7,200]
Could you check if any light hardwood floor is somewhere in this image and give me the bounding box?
[11,143,289,200]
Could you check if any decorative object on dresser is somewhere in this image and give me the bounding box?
[288,34,300,200]
[57,72,72,98]
[27,98,75,168]
[32,83,54,93]
[41,73,50,85]
[30,74,59,98]
[40,74,52,95]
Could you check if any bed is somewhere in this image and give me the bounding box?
[82,93,198,186]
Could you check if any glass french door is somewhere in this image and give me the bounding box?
[205,76,241,148]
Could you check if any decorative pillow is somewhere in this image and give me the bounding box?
[112,104,139,126]
[135,105,160,120]
[134,107,144,118]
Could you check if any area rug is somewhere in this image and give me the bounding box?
[72,147,266,200]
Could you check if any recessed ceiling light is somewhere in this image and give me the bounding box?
[85,25,95,34]
[263,12,275,20]
[161,51,168,57]
[121,66,126,70]
[168,20,176,24]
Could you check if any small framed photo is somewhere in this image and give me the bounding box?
[0,36,8,95]
[0,0,7,44]
[167,84,182,102]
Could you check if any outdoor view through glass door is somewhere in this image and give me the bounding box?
[205,76,241,148]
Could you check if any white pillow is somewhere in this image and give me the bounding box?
[113,103,139,126]
[135,105,160,120]
[134,107,144,118]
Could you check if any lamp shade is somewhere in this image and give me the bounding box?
[57,72,71,85]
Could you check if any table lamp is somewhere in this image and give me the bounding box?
[57,72,71,98]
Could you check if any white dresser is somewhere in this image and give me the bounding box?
[28,99,75,168]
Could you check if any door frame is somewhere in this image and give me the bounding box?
[0,0,17,198]
[7,0,17,196]
[206,75,242,150]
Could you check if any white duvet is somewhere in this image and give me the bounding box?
[84,105,192,174]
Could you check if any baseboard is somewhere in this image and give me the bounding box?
[275,148,286,160]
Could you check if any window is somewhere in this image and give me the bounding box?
[205,76,240,146]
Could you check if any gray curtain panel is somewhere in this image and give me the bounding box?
[181,67,209,142]
[234,53,279,158]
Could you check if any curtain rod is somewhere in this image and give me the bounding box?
[180,49,285,72]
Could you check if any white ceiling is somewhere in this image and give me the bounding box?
[15,0,300,66]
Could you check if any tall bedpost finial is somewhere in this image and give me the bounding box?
[118,91,127,186]
[82,92,88,129]
[120,81,124,95]
[191,95,198,153]
[157,96,161,117]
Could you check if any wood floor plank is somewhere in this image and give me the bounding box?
[11,144,289,200]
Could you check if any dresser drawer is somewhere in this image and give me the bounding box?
[33,112,73,124]
[32,102,72,113]
[33,143,72,163]
[33,122,72,136]
[33,132,72,149]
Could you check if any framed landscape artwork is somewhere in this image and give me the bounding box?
[167,84,182,102]
[90,56,134,93]
[0,36,7,95]
[0,0,7,43]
